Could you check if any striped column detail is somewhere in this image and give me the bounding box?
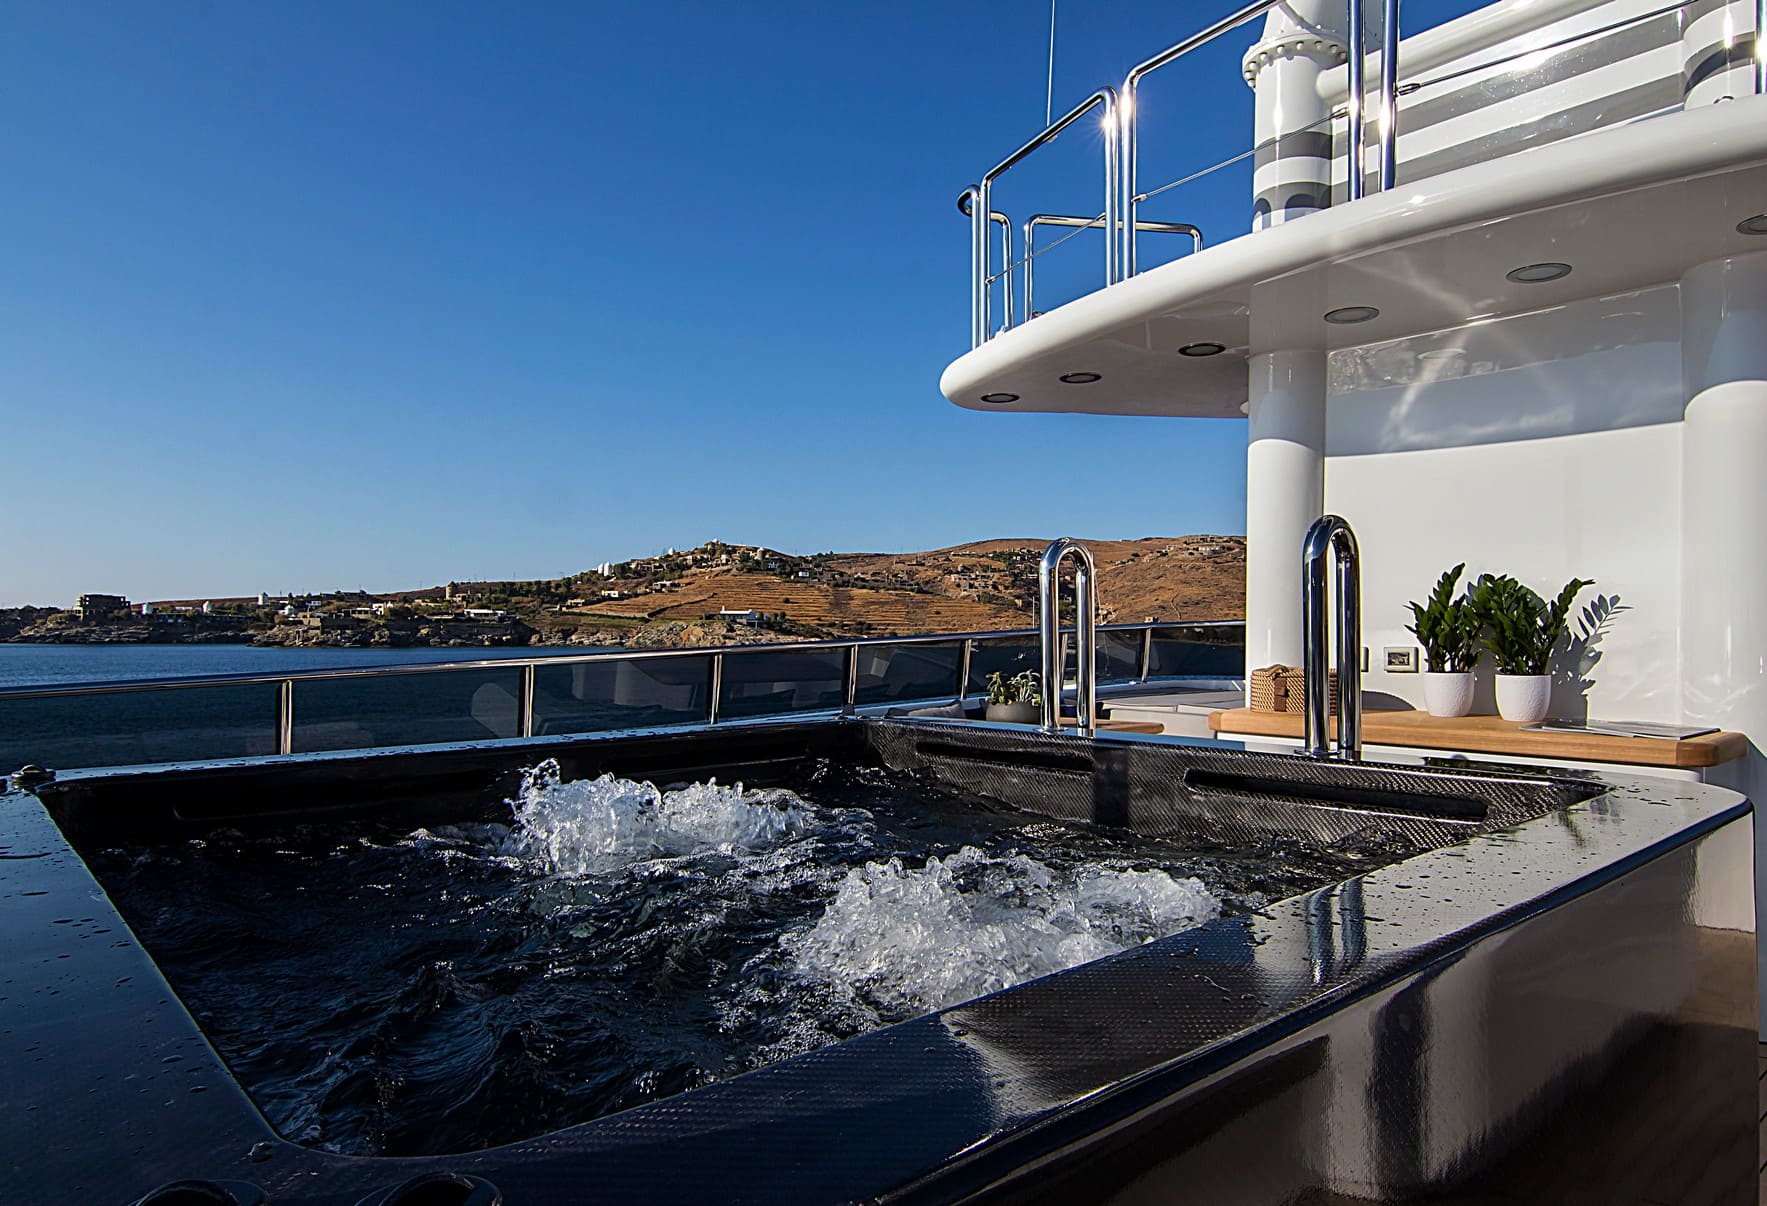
[1252,129,1336,230]
[1683,0,1759,105]
[1243,19,1346,234]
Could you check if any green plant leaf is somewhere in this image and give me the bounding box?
[1470,572,1592,675]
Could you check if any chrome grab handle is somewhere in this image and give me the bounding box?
[1038,538,1098,737]
[1301,515,1362,760]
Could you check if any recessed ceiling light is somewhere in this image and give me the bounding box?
[1324,306,1379,324]
[1179,342,1227,357]
[1506,261,1573,283]
[1738,213,1767,235]
[1059,372,1102,384]
[979,392,1019,404]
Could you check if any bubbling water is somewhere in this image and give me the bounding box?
[787,846,1220,1017]
[502,759,817,875]
[90,759,1389,1157]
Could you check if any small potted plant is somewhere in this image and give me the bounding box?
[984,669,1041,724]
[1469,572,1594,723]
[1405,563,1482,718]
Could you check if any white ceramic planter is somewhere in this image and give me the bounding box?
[1420,671,1477,718]
[985,701,1040,724]
[1495,674,1552,723]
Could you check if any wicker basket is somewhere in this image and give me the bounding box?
[1250,664,1337,714]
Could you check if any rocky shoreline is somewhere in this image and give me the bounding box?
[3,617,799,651]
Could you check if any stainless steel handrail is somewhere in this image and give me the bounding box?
[0,618,1246,767]
[1022,214,1202,318]
[1123,0,1400,260]
[961,0,1401,307]
[965,86,1120,347]
[1038,539,1098,737]
[0,619,1242,703]
[1379,0,1401,192]
[1301,515,1362,760]
[957,194,1020,330]
[1121,0,1283,276]
[1347,0,1367,200]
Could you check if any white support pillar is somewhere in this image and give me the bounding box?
[1681,0,1757,107]
[1680,250,1767,1029]
[1242,3,1348,231]
[1246,349,1328,681]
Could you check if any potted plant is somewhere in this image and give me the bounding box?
[984,669,1041,724]
[1405,563,1482,718]
[1469,573,1594,723]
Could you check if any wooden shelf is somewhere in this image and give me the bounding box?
[1208,708,1747,769]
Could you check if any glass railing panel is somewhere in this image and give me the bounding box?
[290,666,525,753]
[965,635,1040,695]
[1097,630,1144,683]
[1146,625,1245,678]
[852,641,963,707]
[533,655,710,734]
[716,648,847,721]
[0,682,280,771]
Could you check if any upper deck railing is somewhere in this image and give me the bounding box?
[963,0,1399,348]
[0,619,1245,773]
[962,0,1767,346]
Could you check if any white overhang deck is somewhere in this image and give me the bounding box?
[940,95,1767,418]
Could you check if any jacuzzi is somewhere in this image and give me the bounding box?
[2,717,1754,1204]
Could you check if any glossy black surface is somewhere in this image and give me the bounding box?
[2,718,1754,1204]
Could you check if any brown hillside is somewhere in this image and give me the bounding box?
[550,535,1244,639]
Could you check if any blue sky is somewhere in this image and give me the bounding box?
[2,1,1476,606]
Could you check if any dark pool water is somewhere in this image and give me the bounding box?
[88,759,1403,1156]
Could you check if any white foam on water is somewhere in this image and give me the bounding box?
[788,845,1220,1017]
[502,759,816,875]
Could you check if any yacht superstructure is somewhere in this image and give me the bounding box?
[946,0,1767,1026]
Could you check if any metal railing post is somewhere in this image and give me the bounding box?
[1347,0,1367,201]
[995,213,1015,330]
[707,652,723,724]
[1379,0,1401,191]
[1140,626,1154,681]
[1122,78,1139,277]
[519,662,536,738]
[965,186,988,347]
[1102,95,1121,284]
[957,638,973,700]
[844,643,860,712]
[277,679,294,755]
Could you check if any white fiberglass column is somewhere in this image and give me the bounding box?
[1680,250,1767,1027]
[1242,2,1347,231]
[1246,350,1327,679]
[1681,0,1758,107]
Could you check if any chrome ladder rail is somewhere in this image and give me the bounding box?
[1301,515,1362,759]
[1038,538,1098,736]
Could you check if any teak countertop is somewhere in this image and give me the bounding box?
[1208,707,1747,769]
